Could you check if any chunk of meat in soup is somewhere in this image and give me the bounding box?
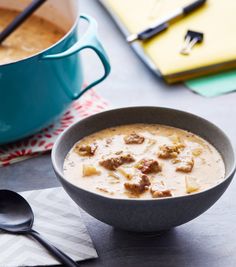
[124,132,145,144]
[158,144,185,159]
[150,181,172,198]
[174,156,194,173]
[136,159,161,174]
[124,174,151,195]
[99,154,135,171]
[75,143,97,157]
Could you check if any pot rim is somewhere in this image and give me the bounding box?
[51,106,236,203]
[0,0,79,67]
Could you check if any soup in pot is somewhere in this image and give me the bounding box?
[63,124,225,199]
[0,8,65,64]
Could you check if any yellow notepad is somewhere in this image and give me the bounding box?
[102,0,236,83]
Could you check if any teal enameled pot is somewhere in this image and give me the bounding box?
[0,0,110,144]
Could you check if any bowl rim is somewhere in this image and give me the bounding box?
[52,106,236,202]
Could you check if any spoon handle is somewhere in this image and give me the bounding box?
[29,230,79,267]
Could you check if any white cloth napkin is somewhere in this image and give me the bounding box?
[0,187,98,266]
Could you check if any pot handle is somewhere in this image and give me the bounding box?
[42,14,111,100]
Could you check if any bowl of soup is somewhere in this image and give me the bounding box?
[52,107,236,232]
[0,0,110,144]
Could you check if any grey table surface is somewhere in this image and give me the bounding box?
[1,1,236,266]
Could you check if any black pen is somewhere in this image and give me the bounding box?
[127,0,207,43]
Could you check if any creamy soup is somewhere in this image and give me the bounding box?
[63,124,225,199]
[0,8,65,64]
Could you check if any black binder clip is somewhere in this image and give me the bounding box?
[180,30,204,55]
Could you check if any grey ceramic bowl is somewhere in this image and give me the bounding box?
[52,107,236,232]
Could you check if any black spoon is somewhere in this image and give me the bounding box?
[0,0,47,44]
[0,190,79,267]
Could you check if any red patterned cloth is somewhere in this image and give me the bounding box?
[0,90,109,167]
